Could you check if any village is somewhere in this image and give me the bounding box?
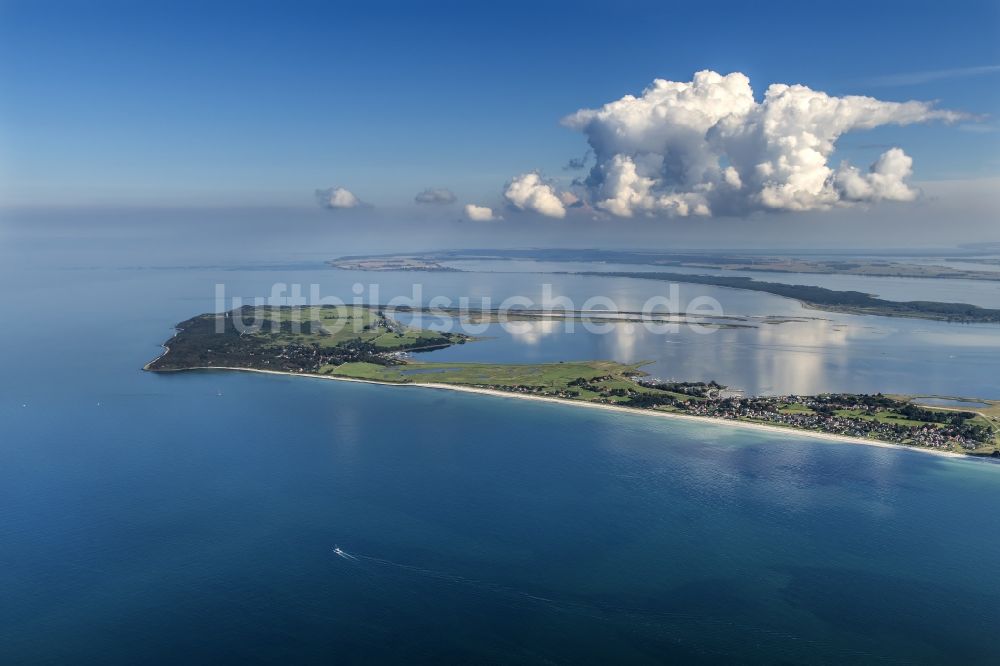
[675,394,993,450]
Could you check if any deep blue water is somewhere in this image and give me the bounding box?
[2,223,1000,663]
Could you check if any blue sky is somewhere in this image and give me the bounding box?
[1,0,998,213]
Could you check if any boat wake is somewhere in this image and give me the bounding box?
[326,545,866,658]
[331,545,554,602]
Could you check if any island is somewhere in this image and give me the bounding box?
[329,256,459,272]
[146,305,999,457]
[328,250,1000,323]
[331,249,1000,281]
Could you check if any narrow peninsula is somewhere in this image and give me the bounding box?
[147,305,999,457]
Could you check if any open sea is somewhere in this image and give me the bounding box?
[2,216,999,663]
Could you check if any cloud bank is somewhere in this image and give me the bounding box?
[316,186,364,209]
[414,187,457,205]
[558,70,963,218]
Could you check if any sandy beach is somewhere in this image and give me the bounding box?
[146,363,972,460]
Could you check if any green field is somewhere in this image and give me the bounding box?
[833,408,931,427]
[319,359,657,396]
[777,402,814,414]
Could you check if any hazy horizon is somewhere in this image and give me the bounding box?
[2,1,998,248]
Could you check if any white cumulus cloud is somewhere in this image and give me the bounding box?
[560,70,964,217]
[833,147,919,203]
[503,172,567,218]
[316,186,364,209]
[464,204,501,221]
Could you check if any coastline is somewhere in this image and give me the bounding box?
[145,363,971,460]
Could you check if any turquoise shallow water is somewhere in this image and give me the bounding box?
[2,226,1000,663]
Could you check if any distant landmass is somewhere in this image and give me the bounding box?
[332,248,1000,280]
[573,271,1000,323]
[330,250,1000,323]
